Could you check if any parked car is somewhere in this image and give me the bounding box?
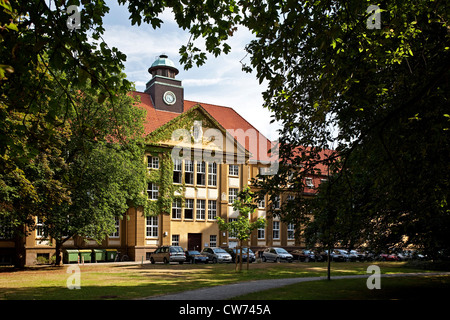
[262,247,293,263]
[349,250,366,261]
[378,253,400,261]
[291,249,323,262]
[201,247,232,263]
[336,249,358,262]
[150,246,186,264]
[225,248,256,263]
[323,250,347,262]
[185,250,209,264]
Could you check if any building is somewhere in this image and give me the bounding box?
[0,55,329,266]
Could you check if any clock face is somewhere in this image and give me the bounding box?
[163,91,176,105]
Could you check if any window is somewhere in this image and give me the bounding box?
[258,227,265,240]
[305,177,314,188]
[208,162,217,186]
[147,183,159,200]
[258,167,267,180]
[36,217,45,238]
[287,223,295,240]
[184,199,194,219]
[0,222,13,240]
[229,188,238,204]
[208,200,217,220]
[273,195,280,209]
[229,164,239,176]
[172,235,180,246]
[196,199,205,220]
[258,196,265,208]
[273,221,280,240]
[196,161,206,185]
[146,216,158,238]
[172,198,182,219]
[185,160,194,184]
[110,217,120,238]
[228,218,237,238]
[147,156,159,169]
[209,235,217,247]
[173,159,182,183]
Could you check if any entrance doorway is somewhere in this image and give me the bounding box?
[188,233,202,251]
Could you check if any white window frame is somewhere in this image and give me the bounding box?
[146,216,158,238]
[229,188,239,204]
[229,164,239,176]
[196,161,206,186]
[173,159,182,184]
[147,156,159,169]
[287,223,295,240]
[172,198,182,219]
[208,162,217,186]
[258,196,265,209]
[258,227,265,240]
[184,199,194,220]
[208,200,217,220]
[110,216,120,238]
[36,217,45,238]
[172,234,180,246]
[147,183,159,200]
[273,195,280,209]
[273,221,280,240]
[209,235,217,247]
[196,199,205,220]
[185,160,194,185]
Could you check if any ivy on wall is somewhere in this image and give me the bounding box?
[146,104,223,145]
[143,104,228,217]
[144,149,184,216]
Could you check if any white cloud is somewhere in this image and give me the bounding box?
[101,2,280,141]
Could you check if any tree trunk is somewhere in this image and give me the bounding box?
[246,246,250,270]
[327,246,332,280]
[55,241,63,266]
[239,245,243,271]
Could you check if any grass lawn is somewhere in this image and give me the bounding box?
[232,275,450,300]
[0,261,446,300]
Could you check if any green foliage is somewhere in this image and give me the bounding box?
[216,186,266,242]
[144,150,184,216]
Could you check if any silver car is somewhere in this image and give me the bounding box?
[202,247,232,263]
[150,246,186,264]
[262,247,293,263]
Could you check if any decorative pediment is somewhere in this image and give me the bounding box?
[146,104,249,163]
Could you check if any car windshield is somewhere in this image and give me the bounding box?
[170,247,184,253]
[276,248,288,254]
[214,248,227,253]
[189,251,200,255]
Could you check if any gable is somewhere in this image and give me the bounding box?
[146,104,249,163]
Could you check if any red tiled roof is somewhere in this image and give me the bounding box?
[130,91,274,162]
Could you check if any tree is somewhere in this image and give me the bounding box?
[216,186,265,271]
[2,0,448,263]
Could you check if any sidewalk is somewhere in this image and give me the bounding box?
[142,272,450,300]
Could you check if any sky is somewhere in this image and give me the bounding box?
[100,1,281,142]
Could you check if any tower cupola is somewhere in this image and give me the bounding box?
[145,54,184,113]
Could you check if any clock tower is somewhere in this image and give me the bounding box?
[145,54,184,113]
